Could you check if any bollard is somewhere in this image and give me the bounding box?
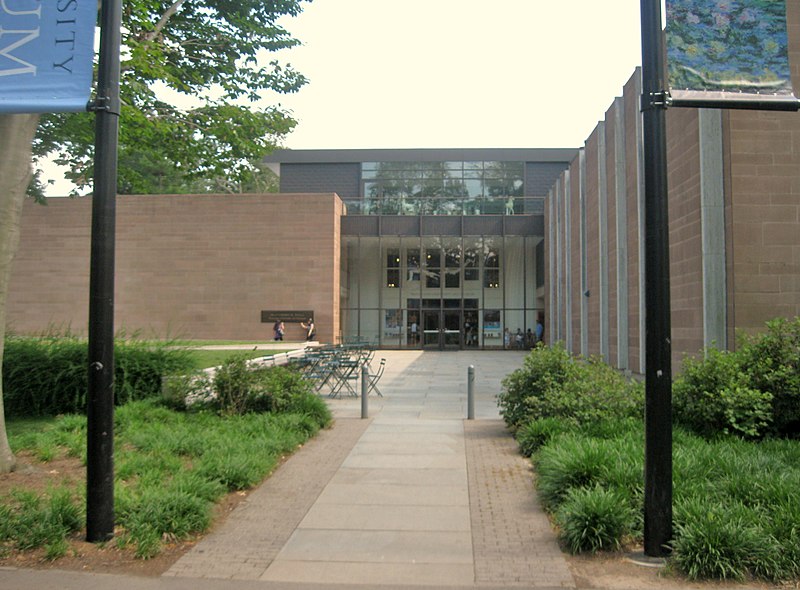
[361,363,369,419]
[467,365,475,420]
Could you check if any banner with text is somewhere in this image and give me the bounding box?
[0,0,96,114]
[666,0,797,105]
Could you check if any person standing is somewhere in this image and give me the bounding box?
[273,320,285,341]
[301,317,316,341]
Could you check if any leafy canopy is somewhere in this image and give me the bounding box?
[33,0,309,194]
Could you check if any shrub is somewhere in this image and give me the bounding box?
[673,317,800,440]
[673,348,773,440]
[556,485,635,554]
[2,333,196,416]
[498,343,643,432]
[739,317,800,438]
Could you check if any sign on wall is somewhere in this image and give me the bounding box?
[0,0,97,114]
[261,310,314,323]
[666,0,797,105]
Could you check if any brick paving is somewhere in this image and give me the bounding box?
[465,420,574,587]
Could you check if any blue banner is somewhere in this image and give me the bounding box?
[666,0,797,105]
[0,0,96,114]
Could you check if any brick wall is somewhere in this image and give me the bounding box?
[8,193,343,343]
[545,0,800,374]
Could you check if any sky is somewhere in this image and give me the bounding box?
[44,0,645,194]
[269,0,644,150]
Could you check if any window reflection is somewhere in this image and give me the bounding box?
[359,161,525,215]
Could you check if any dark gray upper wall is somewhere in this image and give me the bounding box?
[265,147,577,165]
[280,162,361,199]
[525,162,572,196]
[268,148,577,199]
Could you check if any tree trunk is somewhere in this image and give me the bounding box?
[0,113,40,473]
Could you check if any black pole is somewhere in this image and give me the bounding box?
[640,0,673,557]
[86,0,122,543]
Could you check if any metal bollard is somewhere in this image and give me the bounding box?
[361,363,369,419]
[467,365,475,420]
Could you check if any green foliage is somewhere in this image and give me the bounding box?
[530,419,800,582]
[672,499,784,582]
[33,0,309,194]
[515,418,569,457]
[556,485,635,554]
[6,398,329,559]
[673,316,800,439]
[498,343,643,432]
[2,333,196,416]
[169,354,331,428]
[0,488,83,553]
[739,317,800,437]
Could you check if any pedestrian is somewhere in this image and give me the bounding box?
[515,329,524,349]
[301,317,316,341]
[535,319,544,343]
[503,328,511,349]
[273,320,285,341]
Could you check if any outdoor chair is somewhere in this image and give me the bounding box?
[366,358,385,397]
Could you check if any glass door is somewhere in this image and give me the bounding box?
[442,310,462,349]
[422,310,441,349]
[422,309,462,350]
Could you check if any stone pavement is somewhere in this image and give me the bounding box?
[0,350,577,590]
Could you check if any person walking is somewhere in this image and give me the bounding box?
[273,320,285,341]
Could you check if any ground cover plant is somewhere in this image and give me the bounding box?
[2,394,330,560]
[2,347,331,561]
[500,322,800,583]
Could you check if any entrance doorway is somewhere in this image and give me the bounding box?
[421,309,461,350]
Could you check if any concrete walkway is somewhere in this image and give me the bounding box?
[1,350,576,589]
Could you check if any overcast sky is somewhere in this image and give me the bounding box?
[44,0,645,194]
[270,0,644,150]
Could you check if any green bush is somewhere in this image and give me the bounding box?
[2,333,196,416]
[739,317,800,438]
[556,485,635,554]
[498,343,643,432]
[673,348,773,439]
[673,317,799,440]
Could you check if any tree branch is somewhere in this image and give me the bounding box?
[144,0,187,42]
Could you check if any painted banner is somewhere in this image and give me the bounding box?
[666,0,797,104]
[0,0,96,114]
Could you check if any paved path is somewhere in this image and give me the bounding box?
[167,350,574,588]
[1,350,576,589]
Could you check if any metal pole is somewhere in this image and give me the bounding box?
[467,365,475,420]
[640,0,673,557]
[86,0,122,543]
[361,364,369,419]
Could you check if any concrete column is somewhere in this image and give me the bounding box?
[614,97,630,371]
[548,187,556,344]
[579,149,589,357]
[635,68,647,375]
[598,122,609,362]
[554,179,563,341]
[563,171,573,353]
[698,108,727,350]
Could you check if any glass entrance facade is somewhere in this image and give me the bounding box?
[341,235,544,349]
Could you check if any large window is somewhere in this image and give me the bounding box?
[341,235,542,349]
[360,161,524,215]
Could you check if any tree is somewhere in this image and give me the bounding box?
[0,114,39,473]
[34,0,309,194]
[0,0,310,472]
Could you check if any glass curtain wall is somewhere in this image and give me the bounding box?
[341,235,542,349]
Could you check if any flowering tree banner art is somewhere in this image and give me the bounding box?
[666,0,796,103]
